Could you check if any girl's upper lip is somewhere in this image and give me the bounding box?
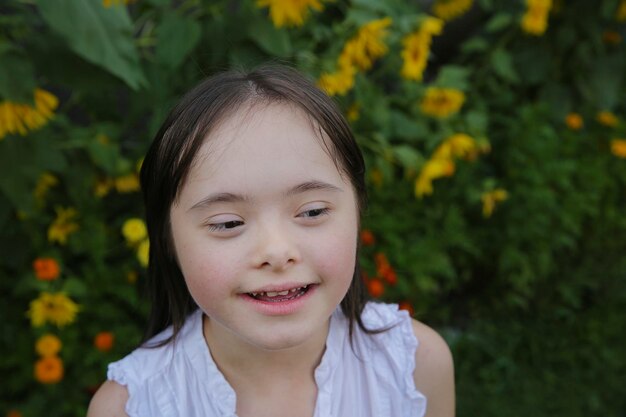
[242,282,315,293]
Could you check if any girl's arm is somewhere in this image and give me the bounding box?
[411,319,456,417]
[86,380,130,417]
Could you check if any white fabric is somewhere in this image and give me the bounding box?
[107,302,427,417]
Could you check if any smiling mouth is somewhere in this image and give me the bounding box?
[246,284,312,302]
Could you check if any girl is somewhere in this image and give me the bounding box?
[88,64,454,417]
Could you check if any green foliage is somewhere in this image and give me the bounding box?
[1,0,625,415]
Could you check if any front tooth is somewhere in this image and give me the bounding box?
[277,290,289,296]
[266,291,278,297]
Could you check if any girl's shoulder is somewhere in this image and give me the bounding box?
[89,310,211,417]
[355,302,455,416]
[87,380,130,417]
[410,317,456,417]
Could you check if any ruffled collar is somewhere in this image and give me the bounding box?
[182,308,345,417]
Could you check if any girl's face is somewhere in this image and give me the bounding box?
[169,103,359,351]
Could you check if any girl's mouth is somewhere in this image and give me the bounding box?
[246,284,312,303]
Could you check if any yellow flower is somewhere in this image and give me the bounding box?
[28,292,79,328]
[33,172,59,204]
[369,168,384,188]
[420,87,465,118]
[401,17,444,81]
[416,133,486,198]
[95,133,110,145]
[597,111,619,127]
[137,239,150,267]
[318,64,356,96]
[0,89,58,140]
[610,139,626,158]
[521,0,552,36]
[415,158,455,198]
[617,0,626,21]
[36,334,62,357]
[102,0,135,7]
[126,270,138,284]
[481,189,508,217]
[47,207,79,245]
[94,177,114,198]
[434,133,479,160]
[432,0,474,21]
[256,0,324,28]
[340,17,392,71]
[114,173,140,193]
[565,113,583,130]
[122,218,147,244]
[346,103,360,122]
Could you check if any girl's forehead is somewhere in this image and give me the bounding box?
[184,102,345,189]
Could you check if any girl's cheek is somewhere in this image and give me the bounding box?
[315,228,358,279]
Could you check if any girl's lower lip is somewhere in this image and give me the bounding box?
[240,284,317,316]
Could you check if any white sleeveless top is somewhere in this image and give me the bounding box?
[107,302,427,417]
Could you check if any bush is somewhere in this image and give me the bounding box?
[1,0,625,415]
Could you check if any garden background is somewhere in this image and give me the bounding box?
[1,0,626,415]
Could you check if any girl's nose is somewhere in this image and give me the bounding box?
[252,222,300,271]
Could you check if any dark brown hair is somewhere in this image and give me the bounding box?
[139,64,373,346]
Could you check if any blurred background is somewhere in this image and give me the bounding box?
[1,0,625,415]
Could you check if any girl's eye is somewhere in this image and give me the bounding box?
[207,220,244,232]
[297,207,330,218]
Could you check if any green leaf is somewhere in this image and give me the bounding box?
[0,135,67,212]
[248,17,292,58]
[465,111,488,133]
[491,49,519,83]
[156,13,201,71]
[350,0,396,14]
[485,13,512,33]
[0,50,36,103]
[229,44,267,68]
[436,66,469,90]
[86,141,123,175]
[345,8,382,26]
[392,145,422,168]
[146,0,170,6]
[389,110,427,141]
[63,277,88,297]
[516,47,550,86]
[461,37,489,54]
[581,53,624,109]
[36,0,147,90]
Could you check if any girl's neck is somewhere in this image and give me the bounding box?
[202,315,329,387]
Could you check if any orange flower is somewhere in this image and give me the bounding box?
[6,410,22,417]
[374,252,389,268]
[360,229,375,246]
[94,332,115,352]
[32,257,60,281]
[597,111,619,127]
[34,356,63,384]
[610,139,626,158]
[565,113,583,130]
[366,279,385,298]
[398,301,415,317]
[382,268,397,285]
[602,30,622,44]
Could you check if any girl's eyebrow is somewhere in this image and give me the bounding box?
[188,180,343,212]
